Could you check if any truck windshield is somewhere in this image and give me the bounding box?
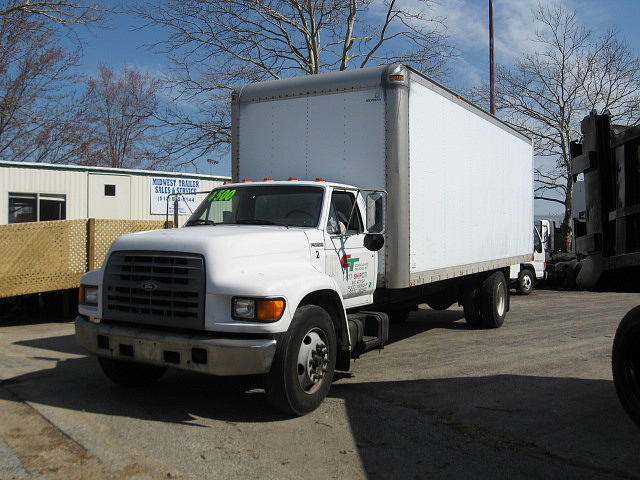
[185,185,324,228]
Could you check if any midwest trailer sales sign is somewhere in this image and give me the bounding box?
[150,177,201,215]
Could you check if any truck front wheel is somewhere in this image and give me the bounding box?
[98,357,166,386]
[478,271,508,328]
[264,305,337,416]
[516,269,534,295]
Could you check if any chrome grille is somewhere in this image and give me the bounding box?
[103,251,205,330]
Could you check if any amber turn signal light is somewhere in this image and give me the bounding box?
[256,299,286,322]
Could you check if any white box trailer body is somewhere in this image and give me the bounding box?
[233,64,533,289]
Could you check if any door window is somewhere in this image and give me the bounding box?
[327,191,363,235]
[534,227,542,253]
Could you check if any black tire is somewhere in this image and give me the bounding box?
[612,306,640,429]
[516,269,534,295]
[462,288,482,329]
[478,271,508,329]
[98,357,166,387]
[263,305,337,416]
[385,307,411,323]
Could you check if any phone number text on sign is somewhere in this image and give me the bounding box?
[150,177,201,215]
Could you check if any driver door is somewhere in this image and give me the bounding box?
[324,189,375,308]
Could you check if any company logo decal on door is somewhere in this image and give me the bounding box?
[340,255,360,271]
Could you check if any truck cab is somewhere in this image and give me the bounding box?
[76,180,386,415]
[510,223,548,295]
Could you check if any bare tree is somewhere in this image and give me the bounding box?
[0,13,80,163]
[76,64,161,169]
[0,0,107,24]
[489,4,640,250]
[135,0,455,165]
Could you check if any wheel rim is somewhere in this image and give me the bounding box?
[522,273,532,290]
[496,282,506,316]
[297,328,329,394]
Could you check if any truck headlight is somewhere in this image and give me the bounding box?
[79,285,99,306]
[232,297,285,322]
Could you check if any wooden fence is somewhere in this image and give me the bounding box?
[0,219,171,298]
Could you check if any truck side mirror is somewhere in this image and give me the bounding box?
[366,192,386,234]
[364,233,384,251]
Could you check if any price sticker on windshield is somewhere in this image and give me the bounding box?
[208,189,237,202]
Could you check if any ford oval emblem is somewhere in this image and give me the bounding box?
[142,281,157,291]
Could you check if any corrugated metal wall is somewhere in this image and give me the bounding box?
[1,167,87,223]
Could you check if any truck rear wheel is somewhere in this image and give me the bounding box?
[478,271,508,328]
[98,357,166,387]
[516,269,534,295]
[612,306,640,429]
[263,305,336,416]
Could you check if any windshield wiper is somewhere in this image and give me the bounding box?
[234,219,290,229]
[184,219,217,226]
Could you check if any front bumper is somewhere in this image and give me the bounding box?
[75,316,277,376]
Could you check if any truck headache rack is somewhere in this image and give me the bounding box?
[103,251,206,330]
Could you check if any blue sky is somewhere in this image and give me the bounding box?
[71,0,639,213]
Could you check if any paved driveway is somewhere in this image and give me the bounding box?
[1,289,638,479]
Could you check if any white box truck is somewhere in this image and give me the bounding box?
[509,221,549,295]
[76,65,533,415]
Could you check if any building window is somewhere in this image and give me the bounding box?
[39,195,67,221]
[8,193,66,223]
[8,193,37,223]
[104,184,116,196]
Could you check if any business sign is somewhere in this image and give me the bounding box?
[150,177,202,215]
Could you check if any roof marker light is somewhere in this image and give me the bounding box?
[315,178,325,182]
[389,74,404,81]
[288,177,298,181]
[263,177,273,181]
[242,178,252,182]
[223,180,232,184]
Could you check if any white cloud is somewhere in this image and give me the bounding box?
[429,0,572,62]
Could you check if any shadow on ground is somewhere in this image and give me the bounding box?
[3,322,639,478]
[387,309,467,345]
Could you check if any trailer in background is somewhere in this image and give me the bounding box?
[570,113,640,289]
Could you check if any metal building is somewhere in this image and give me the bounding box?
[1,161,229,225]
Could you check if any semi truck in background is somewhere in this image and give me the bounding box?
[75,64,533,415]
[509,221,549,295]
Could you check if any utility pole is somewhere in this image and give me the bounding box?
[489,0,496,114]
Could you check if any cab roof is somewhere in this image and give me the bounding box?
[217,180,359,190]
